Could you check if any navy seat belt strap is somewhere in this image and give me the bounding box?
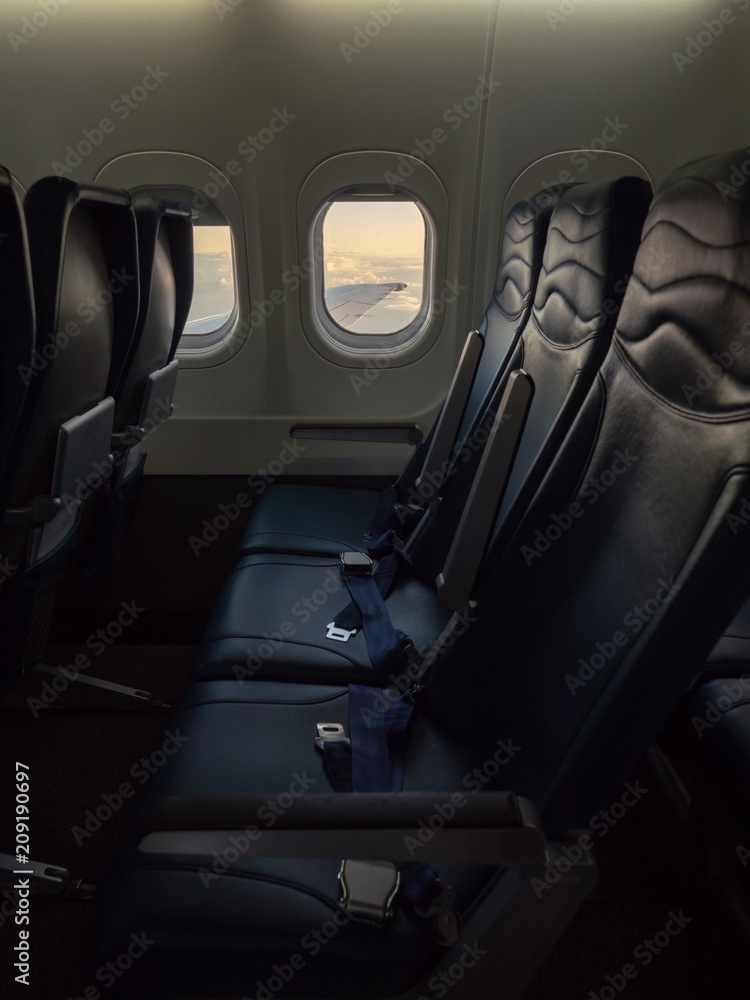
[319,685,459,944]
[334,548,413,676]
[335,530,411,624]
[334,546,403,633]
[320,737,353,794]
[349,684,394,792]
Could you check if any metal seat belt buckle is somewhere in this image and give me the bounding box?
[326,622,357,642]
[339,860,400,926]
[314,722,348,751]
[339,551,373,576]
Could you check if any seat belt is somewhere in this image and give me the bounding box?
[318,684,459,945]
[333,371,535,674]
[330,546,414,678]
[364,331,485,542]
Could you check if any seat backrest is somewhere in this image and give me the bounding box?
[5,178,139,507]
[0,179,139,684]
[0,167,34,514]
[459,189,565,438]
[424,147,750,837]
[398,189,560,495]
[112,196,193,431]
[412,176,652,580]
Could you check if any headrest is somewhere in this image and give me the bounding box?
[615,147,750,416]
[24,176,139,398]
[532,176,652,348]
[132,195,194,362]
[0,167,34,509]
[492,189,564,320]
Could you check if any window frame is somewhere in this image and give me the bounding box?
[313,190,435,353]
[297,151,450,370]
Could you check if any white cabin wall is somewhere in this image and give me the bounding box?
[473,0,750,315]
[0,0,747,476]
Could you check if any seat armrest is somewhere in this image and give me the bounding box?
[437,369,534,610]
[135,791,545,865]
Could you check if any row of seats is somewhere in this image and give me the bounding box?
[91,147,750,999]
[0,168,193,691]
[195,175,650,684]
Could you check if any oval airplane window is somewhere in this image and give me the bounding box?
[298,151,449,368]
[320,198,427,338]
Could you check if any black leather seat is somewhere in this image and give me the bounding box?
[86,195,193,572]
[689,676,750,830]
[0,167,35,519]
[235,189,561,560]
[0,178,138,688]
[90,147,750,1000]
[112,196,193,449]
[194,176,651,685]
[705,595,750,669]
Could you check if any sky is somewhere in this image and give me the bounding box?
[185,202,426,336]
[323,200,425,333]
[186,227,235,332]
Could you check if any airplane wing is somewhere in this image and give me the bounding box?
[325,282,407,329]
